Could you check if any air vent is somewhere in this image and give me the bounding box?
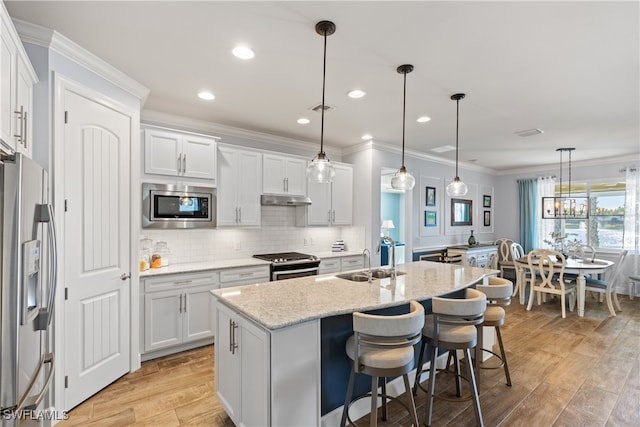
[515,128,544,137]
[310,103,336,113]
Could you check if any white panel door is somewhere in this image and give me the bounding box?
[284,157,307,195]
[331,164,353,225]
[216,145,239,226]
[182,134,216,180]
[183,286,215,343]
[63,90,131,409]
[144,128,181,176]
[237,150,262,226]
[262,154,286,194]
[307,181,331,225]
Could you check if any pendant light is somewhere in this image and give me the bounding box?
[542,148,589,219]
[390,64,416,191]
[306,20,336,183]
[446,93,468,196]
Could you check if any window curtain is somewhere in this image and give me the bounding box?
[624,166,639,278]
[535,177,556,250]
[517,178,537,252]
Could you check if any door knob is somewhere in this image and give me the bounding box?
[120,273,131,281]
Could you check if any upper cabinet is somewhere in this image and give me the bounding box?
[305,163,353,226]
[0,5,37,156]
[262,153,307,196]
[144,127,218,182]
[217,145,262,227]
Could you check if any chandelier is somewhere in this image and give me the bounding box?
[542,148,589,219]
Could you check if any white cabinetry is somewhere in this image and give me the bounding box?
[144,127,218,181]
[262,153,307,195]
[447,245,498,268]
[141,271,219,359]
[319,257,341,274]
[219,264,270,288]
[305,163,353,226]
[0,5,36,156]
[216,302,270,427]
[217,145,262,227]
[340,254,365,271]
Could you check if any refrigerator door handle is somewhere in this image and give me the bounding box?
[14,352,54,412]
[35,204,58,330]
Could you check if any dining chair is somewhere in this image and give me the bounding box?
[630,275,640,300]
[585,250,628,317]
[494,238,515,278]
[510,242,530,304]
[526,249,576,318]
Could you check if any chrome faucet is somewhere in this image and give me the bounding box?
[376,236,396,279]
[362,248,372,282]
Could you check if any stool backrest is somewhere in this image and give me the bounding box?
[476,276,513,306]
[432,288,487,327]
[353,300,424,340]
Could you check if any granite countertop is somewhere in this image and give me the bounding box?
[139,257,271,277]
[212,261,499,330]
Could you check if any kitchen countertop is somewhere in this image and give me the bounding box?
[212,261,498,330]
[139,257,270,277]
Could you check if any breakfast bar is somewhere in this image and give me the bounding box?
[211,260,499,426]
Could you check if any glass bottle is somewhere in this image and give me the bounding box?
[468,230,477,246]
[152,241,170,268]
[139,237,153,271]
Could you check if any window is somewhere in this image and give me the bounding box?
[552,181,626,250]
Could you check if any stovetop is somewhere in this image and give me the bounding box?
[253,252,318,264]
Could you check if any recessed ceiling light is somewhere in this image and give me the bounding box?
[431,145,456,153]
[417,116,431,123]
[297,118,310,125]
[197,91,215,101]
[348,89,366,99]
[232,46,255,59]
[361,134,373,140]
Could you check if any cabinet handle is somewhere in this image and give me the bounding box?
[182,293,187,313]
[327,210,331,223]
[182,154,187,174]
[285,177,288,192]
[174,280,193,286]
[238,207,242,223]
[178,294,183,313]
[13,106,24,142]
[177,154,182,174]
[229,319,233,352]
[332,210,336,223]
[23,111,27,150]
[230,319,239,354]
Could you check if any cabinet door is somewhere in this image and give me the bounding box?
[0,22,16,151]
[144,290,182,352]
[341,255,364,271]
[183,286,216,343]
[307,181,331,225]
[236,150,262,226]
[331,164,353,225]
[216,145,239,226]
[182,134,217,180]
[284,157,307,195]
[144,129,182,176]
[14,54,33,156]
[215,303,241,424]
[262,154,286,194]
[240,317,270,426]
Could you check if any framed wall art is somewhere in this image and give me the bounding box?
[426,186,436,206]
[484,210,491,226]
[483,195,492,208]
[425,211,437,227]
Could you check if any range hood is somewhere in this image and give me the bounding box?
[261,194,312,206]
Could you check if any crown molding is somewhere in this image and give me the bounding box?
[141,109,340,157]
[12,18,149,103]
[495,154,635,176]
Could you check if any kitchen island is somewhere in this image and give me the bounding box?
[211,260,498,426]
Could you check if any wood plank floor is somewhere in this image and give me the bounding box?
[58,294,639,426]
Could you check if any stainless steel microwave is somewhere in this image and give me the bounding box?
[142,183,216,229]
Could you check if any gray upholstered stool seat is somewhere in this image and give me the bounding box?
[476,276,513,387]
[413,288,487,427]
[340,300,424,427]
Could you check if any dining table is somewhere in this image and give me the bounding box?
[515,256,614,317]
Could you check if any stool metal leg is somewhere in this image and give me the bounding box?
[402,373,419,427]
[452,351,462,398]
[340,368,356,427]
[381,378,388,421]
[495,326,512,386]
[425,344,438,427]
[464,348,484,427]
[370,376,378,427]
[412,340,427,396]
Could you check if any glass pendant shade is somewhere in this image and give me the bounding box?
[446,176,468,197]
[390,166,415,191]
[306,152,335,183]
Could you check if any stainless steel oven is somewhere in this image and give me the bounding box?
[253,252,320,281]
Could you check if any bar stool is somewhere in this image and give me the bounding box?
[413,288,487,427]
[340,301,424,427]
[476,276,513,387]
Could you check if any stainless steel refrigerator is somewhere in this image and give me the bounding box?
[0,152,57,425]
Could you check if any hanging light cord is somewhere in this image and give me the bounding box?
[559,149,563,199]
[401,70,407,168]
[319,27,328,156]
[455,97,460,177]
[568,149,572,199]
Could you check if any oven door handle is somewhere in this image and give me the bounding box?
[272,266,319,280]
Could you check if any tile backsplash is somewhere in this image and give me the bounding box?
[141,206,365,264]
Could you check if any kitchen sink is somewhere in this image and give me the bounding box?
[336,269,406,282]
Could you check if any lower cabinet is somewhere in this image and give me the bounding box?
[141,271,219,359]
[340,254,365,271]
[447,245,498,268]
[216,302,270,426]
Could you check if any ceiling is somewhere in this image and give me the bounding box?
[5,1,639,172]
